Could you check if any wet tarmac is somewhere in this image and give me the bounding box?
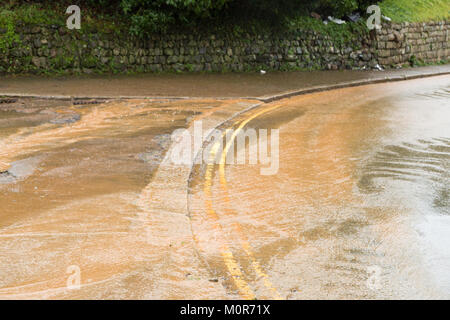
[0,73,448,299]
[1,65,449,99]
[188,75,450,299]
[0,97,259,298]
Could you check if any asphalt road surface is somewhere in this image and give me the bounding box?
[0,74,448,299]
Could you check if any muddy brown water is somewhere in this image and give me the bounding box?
[188,75,450,299]
[0,75,449,299]
[0,98,253,299]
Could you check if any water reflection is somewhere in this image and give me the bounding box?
[0,75,448,299]
[188,75,450,299]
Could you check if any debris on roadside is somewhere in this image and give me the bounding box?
[382,15,392,22]
[374,64,384,71]
[347,12,361,23]
[72,99,105,106]
[328,16,346,25]
[0,98,17,104]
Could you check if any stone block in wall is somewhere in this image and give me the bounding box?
[284,54,297,62]
[386,42,398,49]
[5,21,449,74]
[437,49,446,59]
[31,56,46,68]
[377,42,386,49]
[426,52,437,60]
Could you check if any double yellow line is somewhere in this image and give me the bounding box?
[203,104,284,300]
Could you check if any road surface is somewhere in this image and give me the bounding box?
[0,74,449,299]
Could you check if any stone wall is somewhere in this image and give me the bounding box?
[1,21,448,74]
[376,21,449,66]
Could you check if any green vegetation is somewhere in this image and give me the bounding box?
[287,15,367,46]
[1,1,448,37]
[0,0,448,75]
[111,0,376,36]
[2,3,64,25]
[0,1,377,37]
[380,0,450,23]
[0,9,20,53]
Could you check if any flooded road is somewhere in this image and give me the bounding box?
[189,75,450,299]
[0,75,449,299]
[0,97,258,299]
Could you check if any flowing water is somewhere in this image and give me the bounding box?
[0,98,254,299]
[188,75,450,299]
[0,75,449,299]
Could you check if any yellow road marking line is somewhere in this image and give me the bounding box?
[204,141,256,300]
[203,103,284,300]
[219,104,284,300]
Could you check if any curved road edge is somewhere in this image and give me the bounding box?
[1,65,449,102]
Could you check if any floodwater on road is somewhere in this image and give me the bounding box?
[0,97,256,299]
[0,75,449,299]
[188,75,450,299]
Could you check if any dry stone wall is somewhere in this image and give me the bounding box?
[376,21,448,66]
[1,21,448,74]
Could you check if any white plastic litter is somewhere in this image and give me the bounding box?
[328,16,346,25]
[260,70,266,75]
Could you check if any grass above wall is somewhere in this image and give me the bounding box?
[1,1,449,37]
[0,1,448,75]
[380,0,450,23]
[0,3,123,33]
